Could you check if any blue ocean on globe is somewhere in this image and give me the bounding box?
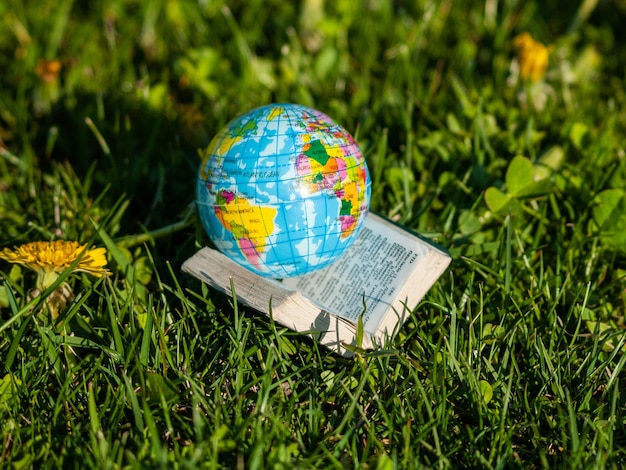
[196,103,371,278]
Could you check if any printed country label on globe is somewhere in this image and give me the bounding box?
[196,103,371,278]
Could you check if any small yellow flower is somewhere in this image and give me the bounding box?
[0,241,109,279]
[0,241,109,318]
[35,59,62,83]
[514,32,550,83]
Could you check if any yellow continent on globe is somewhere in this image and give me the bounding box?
[214,190,277,268]
[298,137,365,238]
[340,180,359,238]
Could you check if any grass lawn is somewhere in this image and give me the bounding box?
[1,0,626,467]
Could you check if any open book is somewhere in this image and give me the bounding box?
[182,213,451,356]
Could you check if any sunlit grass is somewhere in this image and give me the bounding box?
[1,0,626,467]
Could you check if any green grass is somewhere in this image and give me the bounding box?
[1,0,626,467]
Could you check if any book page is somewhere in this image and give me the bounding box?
[281,213,431,335]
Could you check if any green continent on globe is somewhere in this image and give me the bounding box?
[214,190,277,270]
[296,134,367,238]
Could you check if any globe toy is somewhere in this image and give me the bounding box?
[196,103,371,278]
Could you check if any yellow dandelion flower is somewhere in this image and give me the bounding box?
[514,32,550,83]
[0,241,110,319]
[0,241,109,289]
[0,241,108,276]
[35,58,62,83]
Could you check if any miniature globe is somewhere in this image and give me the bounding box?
[196,103,371,278]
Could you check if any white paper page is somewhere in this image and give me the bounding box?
[281,215,429,335]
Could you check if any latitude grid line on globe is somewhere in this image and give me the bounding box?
[205,122,365,236]
[206,121,363,183]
